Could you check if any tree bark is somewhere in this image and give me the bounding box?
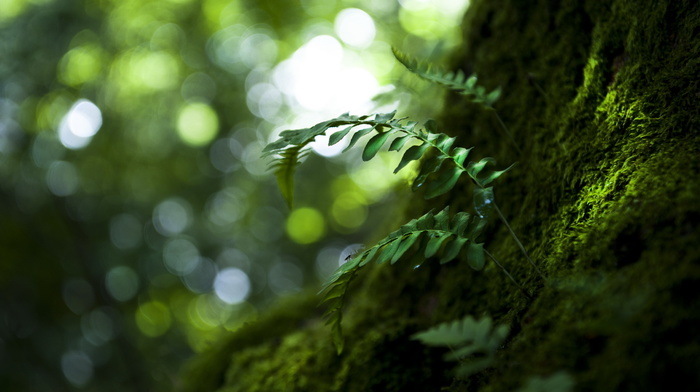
[180,1,700,391]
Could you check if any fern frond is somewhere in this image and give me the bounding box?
[412,315,509,378]
[392,47,501,108]
[264,110,513,208]
[319,207,487,353]
[392,47,523,154]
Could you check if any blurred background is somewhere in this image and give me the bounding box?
[0,0,470,390]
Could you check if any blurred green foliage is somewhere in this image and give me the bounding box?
[0,0,470,390]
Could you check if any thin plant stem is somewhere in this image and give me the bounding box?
[484,248,531,299]
[492,201,547,281]
[527,73,551,102]
[493,111,522,155]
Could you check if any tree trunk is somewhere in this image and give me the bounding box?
[180,1,700,391]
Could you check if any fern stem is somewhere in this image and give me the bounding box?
[527,73,551,102]
[493,111,522,155]
[483,248,531,299]
[492,201,547,281]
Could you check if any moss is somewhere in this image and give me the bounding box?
[180,0,700,390]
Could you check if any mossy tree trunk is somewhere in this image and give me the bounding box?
[180,1,700,391]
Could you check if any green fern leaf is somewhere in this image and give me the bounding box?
[362,131,392,161]
[440,237,467,264]
[344,127,375,152]
[451,147,472,166]
[394,142,430,173]
[375,237,403,265]
[392,47,501,109]
[424,233,451,258]
[388,134,413,151]
[424,166,463,199]
[412,315,510,378]
[412,155,447,191]
[391,232,422,264]
[467,242,486,270]
[329,126,353,145]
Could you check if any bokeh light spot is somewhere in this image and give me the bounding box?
[334,8,376,48]
[61,350,93,387]
[176,102,219,146]
[109,213,143,250]
[46,161,79,196]
[131,51,179,90]
[331,192,368,229]
[58,99,102,149]
[63,279,95,315]
[59,45,103,87]
[213,267,251,304]
[81,308,116,346]
[268,261,303,295]
[285,207,325,244]
[182,257,217,293]
[163,237,200,276]
[135,301,171,337]
[153,197,192,236]
[105,266,140,302]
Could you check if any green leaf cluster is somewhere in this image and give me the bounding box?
[319,207,486,354]
[263,109,519,354]
[412,315,509,378]
[392,47,502,108]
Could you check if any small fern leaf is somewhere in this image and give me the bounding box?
[344,127,375,152]
[394,142,431,173]
[415,209,437,229]
[358,245,379,267]
[476,162,516,187]
[374,111,397,123]
[362,131,392,161]
[329,126,353,145]
[391,232,422,264]
[376,237,404,265]
[450,147,472,166]
[466,242,486,270]
[450,212,472,236]
[412,155,447,191]
[467,157,513,187]
[440,237,468,264]
[424,233,451,258]
[466,157,496,181]
[424,166,463,199]
[388,134,413,151]
[433,133,456,152]
[433,207,451,230]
